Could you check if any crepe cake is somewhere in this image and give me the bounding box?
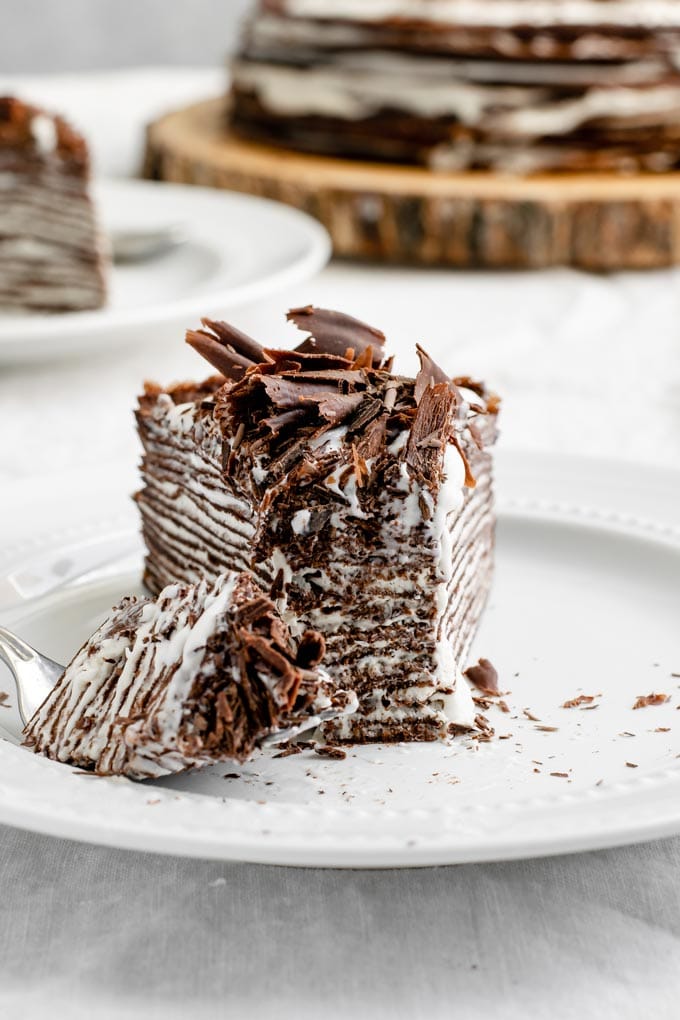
[0,96,107,313]
[23,571,354,779]
[230,1,680,172]
[135,307,499,743]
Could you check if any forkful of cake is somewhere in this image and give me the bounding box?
[0,571,356,779]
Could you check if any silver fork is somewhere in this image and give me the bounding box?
[0,625,343,747]
[0,626,62,727]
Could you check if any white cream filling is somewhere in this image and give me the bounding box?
[235,57,680,138]
[498,83,680,136]
[234,59,536,123]
[291,508,312,534]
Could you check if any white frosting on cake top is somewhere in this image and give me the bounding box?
[29,114,58,154]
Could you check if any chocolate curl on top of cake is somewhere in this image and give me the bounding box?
[287,305,387,368]
[186,318,271,381]
[178,309,500,517]
[204,312,495,508]
[410,345,479,491]
[185,306,388,383]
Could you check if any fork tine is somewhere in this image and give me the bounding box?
[0,626,64,725]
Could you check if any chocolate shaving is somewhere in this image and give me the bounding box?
[296,630,326,670]
[414,345,454,404]
[464,658,499,696]
[562,694,600,708]
[351,444,369,488]
[186,319,268,380]
[344,395,384,434]
[288,306,385,366]
[353,414,387,462]
[261,408,307,435]
[261,376,346,411]
[263,349,355,373]
[632,693,670,709]
[406,383,458,495]
[318,391,365,424]
[451,434,476,488]
[202,319,266,365]
[314,745,347,760]
[273,746,302,759]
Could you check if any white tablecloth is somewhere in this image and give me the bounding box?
[1,70,680,1020]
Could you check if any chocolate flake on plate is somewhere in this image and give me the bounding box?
[633,693,670,709]
[464,658,499,696]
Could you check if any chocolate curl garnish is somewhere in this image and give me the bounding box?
[186,318,269,381]
[262,348,354,373]
[288,306,386,367]
[407,383,465,496]
[296,630,326,670]
[351,444,369,488]
[452,435,476,489]
[414,344,459,406]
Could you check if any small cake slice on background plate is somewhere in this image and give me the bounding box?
[0,96,107,313]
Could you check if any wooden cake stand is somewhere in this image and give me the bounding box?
[145,97,680,271]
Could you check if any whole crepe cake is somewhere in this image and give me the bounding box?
[230,0,680,172]
[135,307,499,744]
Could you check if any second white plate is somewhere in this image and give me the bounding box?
[0,178,330,364]
[0,451,679,866]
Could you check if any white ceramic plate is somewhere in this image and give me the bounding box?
[0,451,679,867]
[0,178,330,364]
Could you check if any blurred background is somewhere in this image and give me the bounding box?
[0,0,252,71]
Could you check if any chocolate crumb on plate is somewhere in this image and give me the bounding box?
[464,658,499,696]
[272,746,303,759]
[626,762,639,768]
[633,693,670,709]
[314,745,347,760]
[562,694,599,709]
[523,708,541,722]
